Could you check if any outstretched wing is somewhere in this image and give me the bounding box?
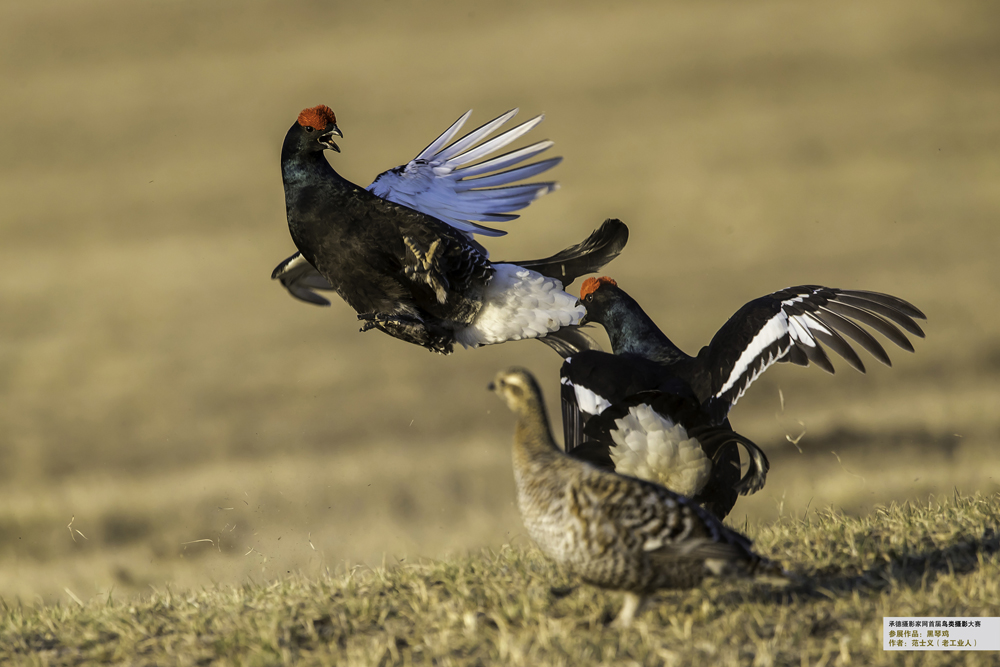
[274,108,561,305]
[367,108,561,238]
[700,285,926,422]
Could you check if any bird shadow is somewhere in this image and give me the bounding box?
[542,526,998,630]
[718,525,999,607]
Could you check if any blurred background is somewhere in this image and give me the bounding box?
[1,0,998,603]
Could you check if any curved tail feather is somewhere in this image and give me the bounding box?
[504,219,629,286]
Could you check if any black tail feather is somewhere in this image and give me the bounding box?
[536,326,603,359]
[504,219,629,285]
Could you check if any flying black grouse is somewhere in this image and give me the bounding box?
[273,107,561,305]
[490,367,783,628]
[274,105,626,354]
[560,276,926,517]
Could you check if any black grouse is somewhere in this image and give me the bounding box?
[560,276,926,517]
[275,105,626,355]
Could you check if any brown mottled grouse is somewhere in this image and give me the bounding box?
[489,367,784,627]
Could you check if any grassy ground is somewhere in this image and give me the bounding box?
[1,0,999,649]
[3,492,998,666]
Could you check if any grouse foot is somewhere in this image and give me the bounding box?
[402,236,450,304]
[357,312,453,354]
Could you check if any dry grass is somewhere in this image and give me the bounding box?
[1,0,999,624]
[2,493,998,666]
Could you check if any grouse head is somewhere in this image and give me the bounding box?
[290,105,344,153]
[578,276,619,325]
[488,367,543,416]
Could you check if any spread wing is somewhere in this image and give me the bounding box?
[367,108,561,238]
[700,286,926,423]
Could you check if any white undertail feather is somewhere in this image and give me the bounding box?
[454,264,585,348]
[607,404,712,497]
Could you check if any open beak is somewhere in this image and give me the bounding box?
[320,124,344,152]
[576,300,589,325]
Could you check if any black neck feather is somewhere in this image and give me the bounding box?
[598,289,690,364]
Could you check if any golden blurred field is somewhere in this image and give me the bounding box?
[1,0,999,605]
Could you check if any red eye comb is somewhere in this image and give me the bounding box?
[581,276,616,299]
[297,105,337,130]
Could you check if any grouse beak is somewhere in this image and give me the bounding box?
[577,300,590,325]
[320,125,344,152]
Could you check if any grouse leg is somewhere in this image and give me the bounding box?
[609,592,647,629]
[402,236,450,304]
[358,312,453,354]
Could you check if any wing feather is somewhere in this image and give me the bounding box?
[270,252,334,306]
[704,286,924,418]
[366,109,560,239]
